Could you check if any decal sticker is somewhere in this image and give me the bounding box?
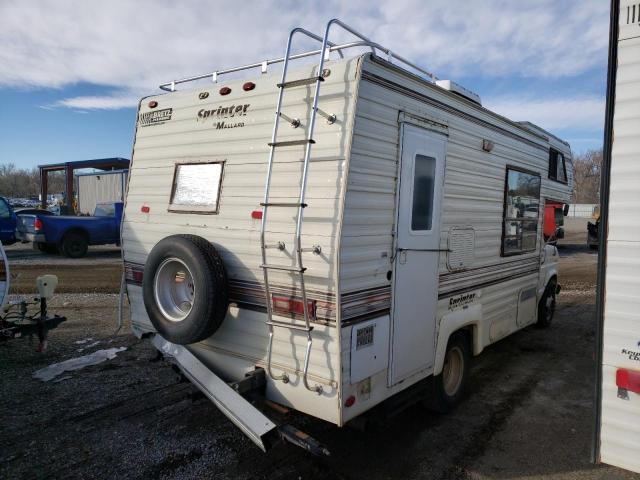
[138,108,172,127]
[621,342,640,362]
[197,104,250,130]
[448,291,479,311]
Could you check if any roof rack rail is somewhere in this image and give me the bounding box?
[159,19,437,92]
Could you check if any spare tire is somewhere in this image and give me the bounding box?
[143,235,229,345]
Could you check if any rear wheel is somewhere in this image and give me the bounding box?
[61,232,88,258]
[426,332,470,413]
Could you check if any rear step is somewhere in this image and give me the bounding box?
[152,334,330,456]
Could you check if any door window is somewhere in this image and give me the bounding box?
[411,154,436,231]
[0,199,10,219]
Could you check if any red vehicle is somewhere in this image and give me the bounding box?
[543,202,567,244]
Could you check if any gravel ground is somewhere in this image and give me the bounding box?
[1,230,638,479]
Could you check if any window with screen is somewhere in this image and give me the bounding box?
[169,162,223,213]
[548,148,567,183]
[411,154,436,231]
[502,167,541,255]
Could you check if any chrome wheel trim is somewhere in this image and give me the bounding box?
[153,257,196,322]
[442,345,464,397]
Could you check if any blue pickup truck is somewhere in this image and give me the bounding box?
[0,197,17,245]
[16,202,123,258]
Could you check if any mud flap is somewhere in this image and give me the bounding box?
[152,334,279,452]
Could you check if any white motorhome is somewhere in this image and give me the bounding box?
[594,0,640,473]
[121,20,573,452]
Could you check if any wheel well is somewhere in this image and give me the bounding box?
[451,326,474,354]
[62,228,89,242]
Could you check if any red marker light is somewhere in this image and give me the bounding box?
[345,395,356,407]
[243,82,256,91]
[616,368,640,394]
[219,86,231,96]
[251,210,262,219]
[141,205,150,213]
[148,100,158,108]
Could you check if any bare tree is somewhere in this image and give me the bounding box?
[572,148,602,203]
[0,163,66,199]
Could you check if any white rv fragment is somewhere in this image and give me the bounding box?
[121,20,573,452]
[595,0,640,473]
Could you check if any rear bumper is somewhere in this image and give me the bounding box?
[151,334,279,452]
[16,231,45,243]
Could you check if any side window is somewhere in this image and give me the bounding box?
[548,148,567,183]
[0,199,10,219]
[169,162,224,214]
[411,154,436,231]
[502,168,541,255]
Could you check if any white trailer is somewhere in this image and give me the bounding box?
[77,169,128,215]
[594,0,640,473]
[121,20,573,452]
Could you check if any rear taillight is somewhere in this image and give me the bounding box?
[272,295,315,318]
[34,218,43,231]
[124,264,144,284]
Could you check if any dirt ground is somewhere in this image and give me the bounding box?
[1,230,638,480]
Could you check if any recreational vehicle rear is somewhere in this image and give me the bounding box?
[594,0,640,473]
[121,20,573,452]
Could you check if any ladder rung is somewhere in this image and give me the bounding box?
[260,202,307,208]
[277,76,324,89]
[266,320,314,332]
[260,264,307,273]
[268,139,315,147]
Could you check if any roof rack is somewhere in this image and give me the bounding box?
[159,19,437,92]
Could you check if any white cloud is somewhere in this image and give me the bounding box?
[53,93,141,110]
[0,0,608,110]
[485,95,605,132]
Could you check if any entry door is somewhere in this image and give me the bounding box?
[390,123,446,385]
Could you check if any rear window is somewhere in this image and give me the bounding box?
[94,203,115,217]
[169,162,224,214]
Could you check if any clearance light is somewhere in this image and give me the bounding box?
[251,210,263,219]
[34,218,43,231]
[243,82,256,91]
[219,86,231,96]
[148,100,158,108]
[345,395,356,407]
[616,368,640,394]
[141,206,150,213]
[272,295,315,318]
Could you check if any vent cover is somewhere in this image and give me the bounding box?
[356,325,375,350]
[448,227,476,271]
[435,80,482,105]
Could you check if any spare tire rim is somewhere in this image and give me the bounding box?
[442,345,464,397]
[154,258,196,322]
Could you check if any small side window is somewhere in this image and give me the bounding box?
[411,154,436,231]
[169,162,223,214]
[548,148,567,183]
[502,167,541,256]
[0,199,10,219]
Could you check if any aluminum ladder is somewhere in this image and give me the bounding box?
[259,26,334,395]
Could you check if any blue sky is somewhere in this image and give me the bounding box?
[0,0,609,169]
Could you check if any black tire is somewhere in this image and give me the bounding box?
[537,278,557,328]
[426,332,470,413]
[37,242,58,254]
[143,235,229,345]
[61,231,88,258]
